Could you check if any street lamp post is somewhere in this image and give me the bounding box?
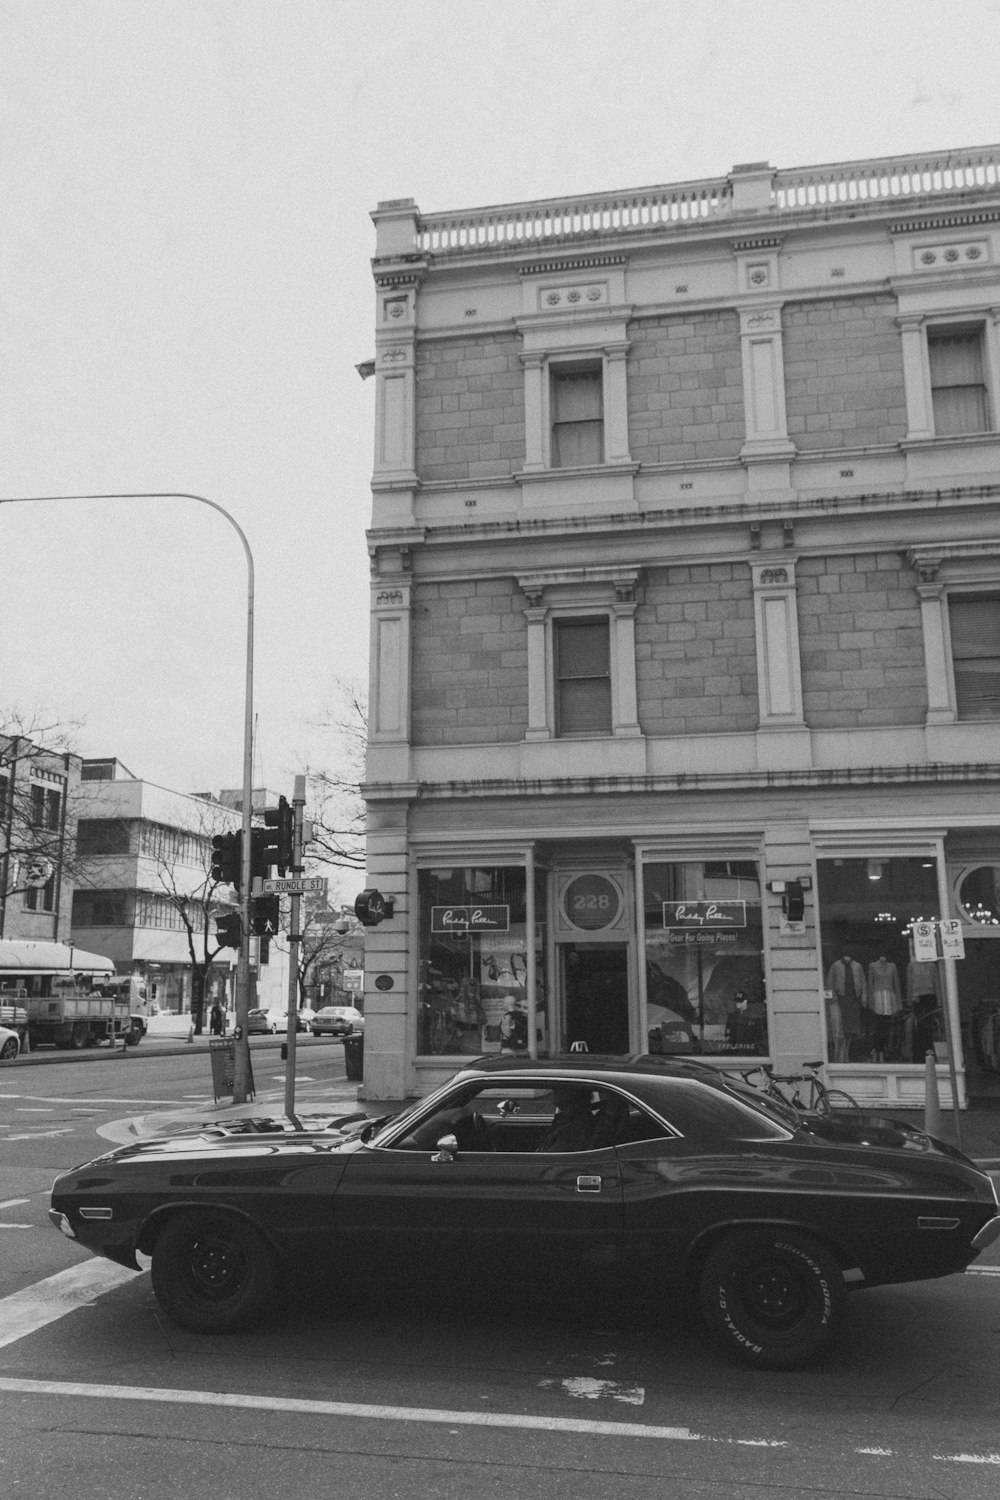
[0,491,257,1102]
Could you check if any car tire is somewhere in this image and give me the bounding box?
[126,1023,143,1047]
[697,1229,844,1369]
[71,1022,88,1050]
[151,1211,277,1334]
[0,1036,18,1061]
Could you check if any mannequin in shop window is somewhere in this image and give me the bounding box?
[907,956,942,1063]
[866,956,902,1062]
[825,953,867,1062]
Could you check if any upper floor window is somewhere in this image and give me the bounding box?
[551,364,604,467]
[24,873,55,913]
[928,325,989,435]
[554,617,611,735]
[30,784,61,830]
[77,818,132,856]
[949,594,1000,719]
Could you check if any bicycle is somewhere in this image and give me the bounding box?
[739,1060,860,1116]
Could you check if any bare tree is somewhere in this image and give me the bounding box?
[149,807,238,1035]
[301,677,367,873]
[289,894,353,1008]
[0,708,89,930]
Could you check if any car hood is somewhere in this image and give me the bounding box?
[59,1113,381,1175]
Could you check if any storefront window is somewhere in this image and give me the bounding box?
[416,866,544,1057]
[816,857,940,1065]
[642,860,767,1056]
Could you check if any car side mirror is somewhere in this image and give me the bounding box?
[432,1133,458,1162]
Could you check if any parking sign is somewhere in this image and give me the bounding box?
[939,919,966,960]
[912,921,939,961]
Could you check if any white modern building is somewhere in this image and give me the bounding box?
[72,759,289,1018]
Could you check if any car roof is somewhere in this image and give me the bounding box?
[459,1053,719,1084]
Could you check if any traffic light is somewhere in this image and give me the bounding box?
[215,911,242,950]
[251,895,280,937]
[210,831,241,888]
[262,796,294,876]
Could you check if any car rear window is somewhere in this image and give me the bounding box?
[627,1077,791,1142]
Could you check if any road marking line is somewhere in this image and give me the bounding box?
[0,1199,29,1210]
[966,1266,1000,1276]
[0,1377,696,1439]
[0,1225,31,1230]
[0,1262,139,1349]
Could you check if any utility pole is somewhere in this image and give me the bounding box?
[283,775,307,1119]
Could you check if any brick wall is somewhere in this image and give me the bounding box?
[797,553,927,726]
[415,334,525,482]
[411,578,529,745]
[783,296,907,451]
[627,311,744,465]
[636,564,759,733]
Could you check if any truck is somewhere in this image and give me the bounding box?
[0,988,28,1044]
[26,975,148,1050]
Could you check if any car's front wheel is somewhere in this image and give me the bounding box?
[0,1036,18,1061]
[150,1211,277,1334]
[697,1229,844,1369]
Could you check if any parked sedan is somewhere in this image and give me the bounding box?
[0,1024,20,1061]
[246,1008,287,1035]
[49,1055,999,1367]
[311,1005,364,1037]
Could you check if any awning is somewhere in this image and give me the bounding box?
[0,940,115,975]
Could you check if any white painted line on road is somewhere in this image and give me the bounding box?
[16,1107,55,1112]
[0,1199,29,1210]
[0,1224,31,1230]
[12,1095,181,1106]
[5,1129,74,1141]
[0,1377,697,1440]
[0,1373,995,1466]
[0,1262,140,1349]
[966,1266,1000,1276]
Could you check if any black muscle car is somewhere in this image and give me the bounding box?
[49,1055,1000,1368]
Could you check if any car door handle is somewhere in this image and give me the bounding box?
[576,1175,603,1193]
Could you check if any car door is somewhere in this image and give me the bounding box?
[331,1135,624,1287]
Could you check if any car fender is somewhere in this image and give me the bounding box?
[135,1199,286,1267]
[684,1214,858,1285]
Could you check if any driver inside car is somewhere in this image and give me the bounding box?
[536,1086,599,1153]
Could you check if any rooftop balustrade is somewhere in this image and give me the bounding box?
[400,144,1000,258]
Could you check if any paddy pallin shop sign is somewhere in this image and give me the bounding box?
[662,901,746,945]
[430,905,510,935]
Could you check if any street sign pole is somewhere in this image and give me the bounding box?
[284,775,307,1119]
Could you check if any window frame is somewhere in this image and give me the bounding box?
[926,321,991,437]
[947,588,1000,721]
[549,358,605,470]
[553,613,613,737]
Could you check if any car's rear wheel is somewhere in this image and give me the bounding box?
[151,1211,277,1334]
[71,1022,88,1049]
[697,1229,844,1369]
[0,1036,18,1061]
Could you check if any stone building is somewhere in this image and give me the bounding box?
[358,146,1000,1109]
[0,733,81,943]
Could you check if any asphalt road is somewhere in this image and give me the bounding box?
[1,1048,999,1499]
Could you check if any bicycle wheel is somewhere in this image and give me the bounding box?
[815,1087,860,1115]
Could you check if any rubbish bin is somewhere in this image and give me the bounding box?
[344,1031,364,1081]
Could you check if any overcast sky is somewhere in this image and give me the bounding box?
[2,0,998,797]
